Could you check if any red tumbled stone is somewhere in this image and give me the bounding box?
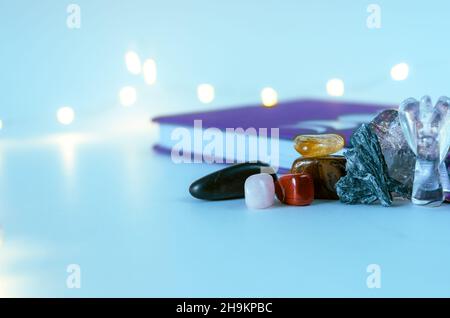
[275,173,314,206]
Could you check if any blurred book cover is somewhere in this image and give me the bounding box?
[153,99,391,171]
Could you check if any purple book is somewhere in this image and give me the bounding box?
[152,99,392,172]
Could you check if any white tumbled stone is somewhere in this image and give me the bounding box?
[244,173,275,209]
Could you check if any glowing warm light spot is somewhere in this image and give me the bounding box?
[57,107,75,125]
[326,79,345,97]
[143,59,157,85]
[125,51,142,75]
[390,63,409,81]
[119,86,137,107]
[197,84,215,104]
[261,87,278,107]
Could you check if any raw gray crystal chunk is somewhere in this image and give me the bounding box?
[336,124,410,207]
[369,109,415,194]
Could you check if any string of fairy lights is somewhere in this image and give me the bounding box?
[8,51,410,129]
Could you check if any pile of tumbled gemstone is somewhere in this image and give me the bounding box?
[189,133,346,209]
[189,96,450,208]
[189,161,315,209]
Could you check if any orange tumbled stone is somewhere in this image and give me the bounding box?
[294,134,345,157]
[275,173,314,206]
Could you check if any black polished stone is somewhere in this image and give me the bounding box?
[189,162,277,201]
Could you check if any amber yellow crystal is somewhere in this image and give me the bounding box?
[294,134,345,157]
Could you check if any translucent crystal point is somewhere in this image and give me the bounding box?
[398,96,450,206]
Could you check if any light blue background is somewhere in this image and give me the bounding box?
[1,0,450,297]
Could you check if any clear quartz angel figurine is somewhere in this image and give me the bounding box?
[399,96,450,206]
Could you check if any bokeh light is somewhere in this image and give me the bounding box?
[390,63,409,81]
[125,51,142,75]
[197,84,215,104]
[56,107,75,125]
[261,87,278,107]
[119,86,137,107]
[143,59,157,85]
[326,79,345,97]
